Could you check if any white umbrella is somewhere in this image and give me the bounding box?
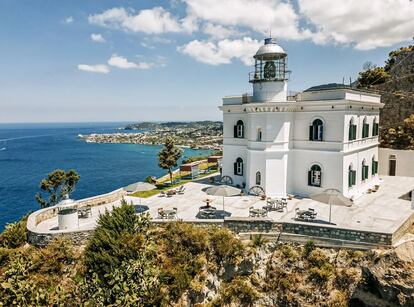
[311,188,352,224]
[205,185,241,211]
[124,182,156,205]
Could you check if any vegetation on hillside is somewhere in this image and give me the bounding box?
[1,205,414,305]
[380,113,414,149]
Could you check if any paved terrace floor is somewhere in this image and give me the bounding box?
[36,176,414,235]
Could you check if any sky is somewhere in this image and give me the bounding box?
[1,0,414,123]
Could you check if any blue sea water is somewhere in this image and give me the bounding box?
[0,123,212,230]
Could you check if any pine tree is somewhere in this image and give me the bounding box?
[158,137,183,185]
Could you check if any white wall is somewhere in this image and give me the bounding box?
[253,81,287,102]
[379,148,414,177]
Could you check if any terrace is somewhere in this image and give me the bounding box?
[31,176,414,248]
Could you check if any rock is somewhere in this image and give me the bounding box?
[238,259,254,276]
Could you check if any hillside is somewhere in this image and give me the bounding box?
[1,205,414,306]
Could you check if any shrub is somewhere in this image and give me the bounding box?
[250,234,268,248]
[209,227,244,264]
[0,216,27,248]
[210,277,260,306]
[307,248,329,267]
[303,240,315,258]
[309,263,334,284]
[81,257,160,306]
[279,244,299,261]
[334,268,359,290]
[84,200,152,279]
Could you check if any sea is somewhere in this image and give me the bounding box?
[0,122,213,231]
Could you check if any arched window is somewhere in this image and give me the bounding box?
[362,159,369,181]
[255,171,261,185]
[349,117,357,141]
[309,119,324,141]
[372,117,379,136]
[372,156,378,175]
[348,164,356,188]
[234,157,244,176]
[362,117,369,138]
[234,120,245,138]
[308,164,322,187]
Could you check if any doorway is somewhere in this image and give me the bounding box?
[389,155,396,176]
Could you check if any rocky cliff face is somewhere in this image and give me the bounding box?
[375,49,414,127]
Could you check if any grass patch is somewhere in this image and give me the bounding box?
[130,170,218,198]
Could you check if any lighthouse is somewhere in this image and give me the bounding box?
[250,37,289,102]
[219,38,383,199]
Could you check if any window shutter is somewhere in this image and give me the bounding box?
[319,125,324,141]
[348,126,352,141]
[309,126,314,141]
[241,127,244,138]
[240,163,243,176]
[318,172,322,187]
[353,125,357,140]
[364,165,368,179]
[234,125,237,138]
[348,171,352,187]
[308,170,312,185]
[352,170,356,185]
[234,162,237,175]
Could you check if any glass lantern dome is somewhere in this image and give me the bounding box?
[250,38,289,83]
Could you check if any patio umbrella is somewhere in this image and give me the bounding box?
[123,182,156,205]
[205,185,241,211]
[311,188,352,224]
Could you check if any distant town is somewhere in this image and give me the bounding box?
[78,121,223,150]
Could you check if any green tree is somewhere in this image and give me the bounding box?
[158,137,183,185]
[35,169,80,208]
[357,65,390,88]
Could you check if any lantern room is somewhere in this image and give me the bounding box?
[250,38,289,102]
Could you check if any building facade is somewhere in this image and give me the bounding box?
[219,38,384,199]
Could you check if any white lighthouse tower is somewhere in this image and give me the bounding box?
[220,38,383,199]
[251,37,289,102]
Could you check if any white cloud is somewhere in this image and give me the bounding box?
[91,33,106,43]
[107,54,155,69]
[184,0,306,40]
[178,37,261,66]
[78,64,110,74]
[299,0,414,49]
[203,23,242,40]
[88,7,183,34]
[63,16,74,24]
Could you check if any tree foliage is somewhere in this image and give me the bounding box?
[35,169,80,208]
[158,137,183,185]
[0,216,27,248]
[380,113,414,149]
[357,65,390,88]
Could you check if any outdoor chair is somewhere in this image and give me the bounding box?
[157,208,167,219]
[78,206,92,219]
[159,191,166,197]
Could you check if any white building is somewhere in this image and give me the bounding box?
[219,38,384,199]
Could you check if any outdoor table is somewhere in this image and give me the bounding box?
[163,209,177,219]
[199,208,217,219]
[199,205,217,211]
[250,208,268,217]
[295,209,316,221]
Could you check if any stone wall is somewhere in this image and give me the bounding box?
[282,223,393,245]
[27,188,126,247]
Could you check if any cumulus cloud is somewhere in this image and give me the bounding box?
[178,37,261,66]
[299,0,414,50]
[108,54,155,69]
[203,23,242,40]
[88,7,183,34]
[91,33,106,43]
[63,16,74,24]
[184,0,307,40]
[78,64,110,74]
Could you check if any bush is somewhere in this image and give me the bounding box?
[303,240,315,258]
[250,234,268,248]
[0,216,27,248]
[279,244,299,261]
[334,268,359,290]
[84,199,152,279]
[307,248,329,267]
[210,277,260,306]
[309,263,334,284]
[209,227,244,264]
